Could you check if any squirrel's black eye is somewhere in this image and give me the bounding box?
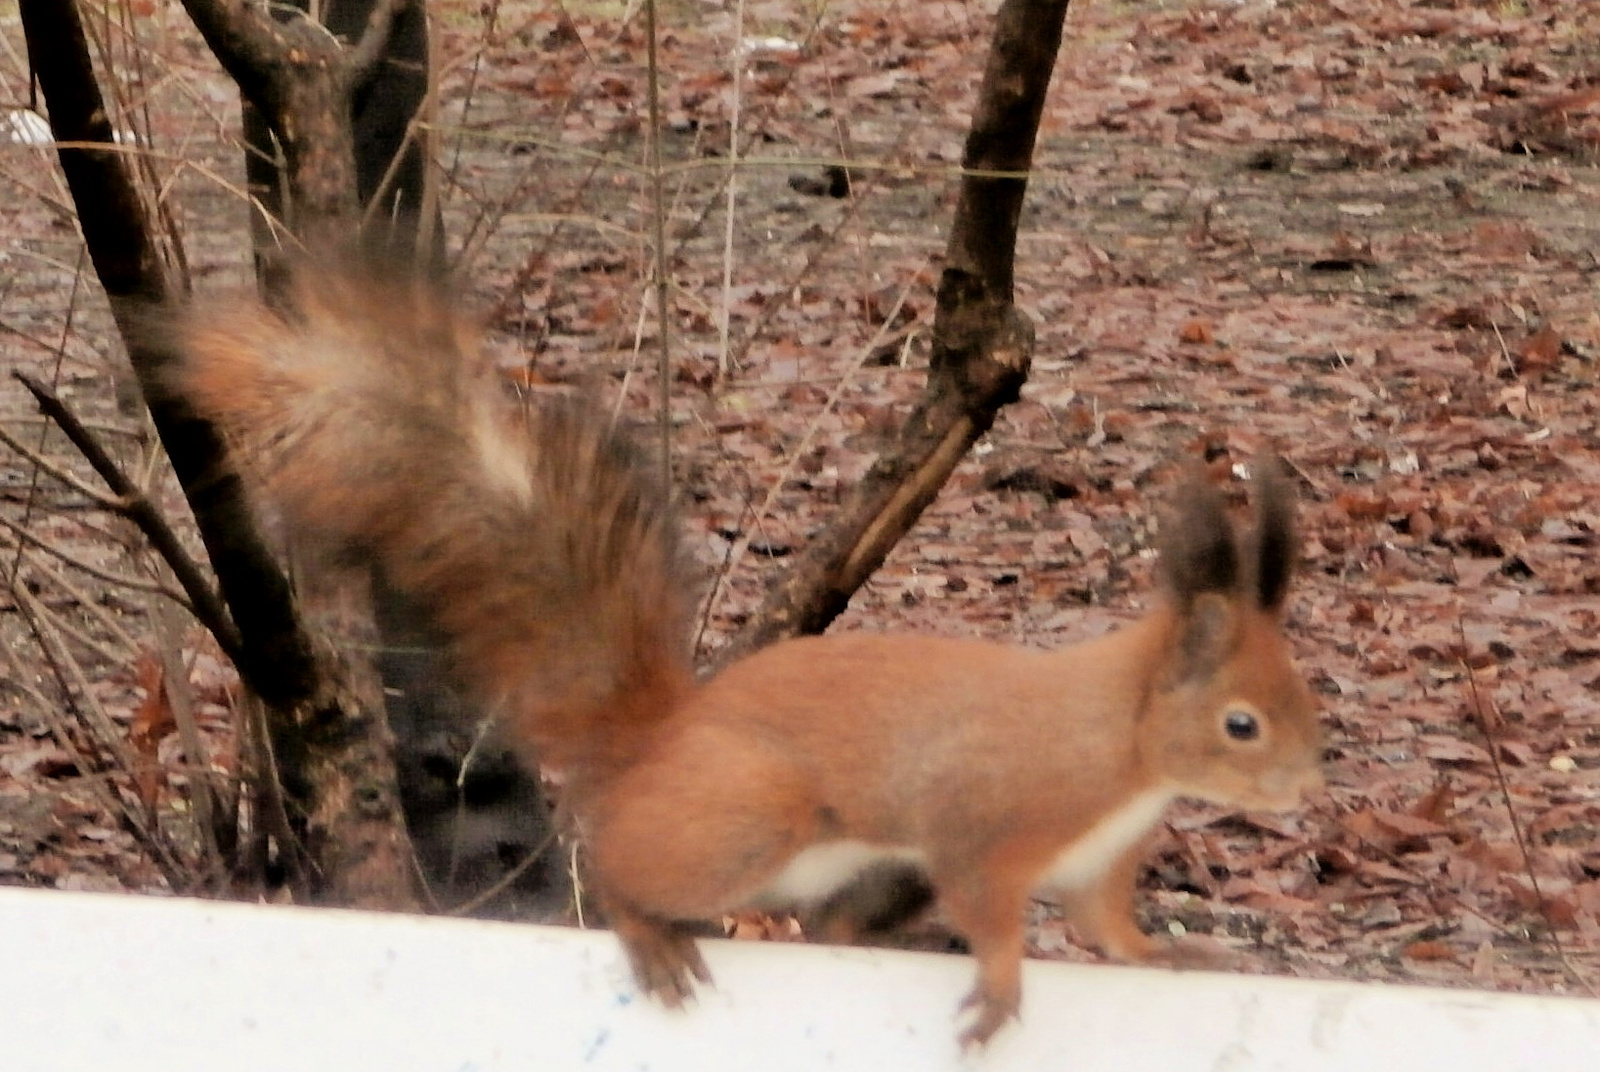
[1224,708,1260,742]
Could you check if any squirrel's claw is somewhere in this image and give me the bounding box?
[617,916,713,1006]
[957,984,1019,1050]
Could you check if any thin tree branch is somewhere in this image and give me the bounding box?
[0,546,134,667]
[10,578,187,887]
[155,608,225,882]
[347,0,407,86]
[21,0,318,706]
[0,424,123,509]
[177,0,301,107]
[643,0,673,488]
[701,265,926,630]
[0,518,187,609]
[1457,617,1594,995]
[724,0,1070,658]
[13,371,243,663]
[715,0,749,379]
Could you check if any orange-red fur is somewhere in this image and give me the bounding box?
[169,268,694,780]
[168,265,1322,1049]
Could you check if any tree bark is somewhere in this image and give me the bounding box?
[724,0,1071,659]
[19,0,419,910]
[180,0,405,241]
[231,0,566,917]
[325,0,445,267]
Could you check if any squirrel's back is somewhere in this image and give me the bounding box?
[167,264,696,778]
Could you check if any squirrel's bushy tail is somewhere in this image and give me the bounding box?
[168,265,696,778]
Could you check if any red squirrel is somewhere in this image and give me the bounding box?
[167,264,1322,1047]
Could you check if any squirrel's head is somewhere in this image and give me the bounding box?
[1142,455,1322,811]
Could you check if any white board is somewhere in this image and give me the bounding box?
[0,886,1595,1071]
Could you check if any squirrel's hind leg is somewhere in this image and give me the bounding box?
[801,859,937,944]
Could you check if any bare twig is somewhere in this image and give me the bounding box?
[691,487,756,658]
[643,0,673,487]
[0,533,142,660]
[155,606,224,881]
[0,423,125,509]
[722,182,877,373]
[238,689,310,899]
[10,577,187,888]
[346,0,406,86]
[703,262,928,622]
[1456,617,1595,995]
[443,828,560,919]
[13,371,243,663]
[3,245,87,590]
[0,517,188,606]
[716,0,749,379]
[1489,319,1521,381]
[12,579,140,778]
[0,631,59,715]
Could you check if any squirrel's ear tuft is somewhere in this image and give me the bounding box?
[1248,453,1297,613]
[1158,467,1239,609]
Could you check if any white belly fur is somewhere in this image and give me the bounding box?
[752,788,1173,909]
[755,841,927,907]
[1040,788,1175,893]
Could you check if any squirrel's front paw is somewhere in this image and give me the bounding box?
[957,984,1020,1050]
[620,923,713,1006]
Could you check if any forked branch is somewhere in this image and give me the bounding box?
[724,0,1073,658]
[12,371,243,664]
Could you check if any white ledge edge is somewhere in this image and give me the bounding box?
[1,886,1595,1071]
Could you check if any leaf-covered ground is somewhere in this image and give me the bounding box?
[2,0,1597,999]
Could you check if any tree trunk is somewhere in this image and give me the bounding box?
[19,0,420,910]
[235,0,570,917]
[180,0,406,241]
[327,0,445,267]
